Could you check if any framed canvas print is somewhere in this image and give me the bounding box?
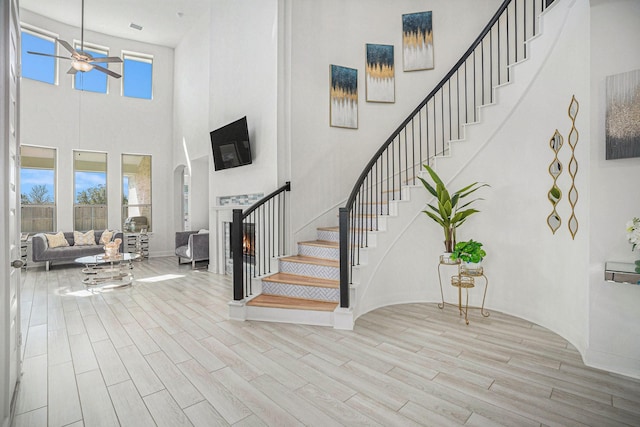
[366,44,395,103]
[330,65,358,129]
[606,69,640,160]
[402,11,434,71]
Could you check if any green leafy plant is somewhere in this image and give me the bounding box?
[418,164,488,252]
[451,240,486,263]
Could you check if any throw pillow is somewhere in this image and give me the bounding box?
[73,230,96,246]
[45,231,69,248]
[100,230,114,245]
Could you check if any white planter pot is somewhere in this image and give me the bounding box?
[461,261,483,274]
[440,252,459,265]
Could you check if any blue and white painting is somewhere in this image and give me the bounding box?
[330,65,358,129]
[366,44,395,103]
[402,11,434,71]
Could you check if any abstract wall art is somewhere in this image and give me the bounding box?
[606,69,640,160]
[330,65,358,129]
[402,11,434,72]
[366,43,395,103]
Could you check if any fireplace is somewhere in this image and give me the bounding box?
[224,222,255,274]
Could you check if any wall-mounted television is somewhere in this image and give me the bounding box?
[210,116,253,171]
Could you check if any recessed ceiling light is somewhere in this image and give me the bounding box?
[130,23,143,31]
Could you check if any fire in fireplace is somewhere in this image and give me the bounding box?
[229,222,255,260]
[242,223,255,258]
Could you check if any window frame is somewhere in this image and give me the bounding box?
[73,150,108,231]
[121,153,152,232]
[122,51,153,100]
[20,24,59,85]
[20,145,57,234]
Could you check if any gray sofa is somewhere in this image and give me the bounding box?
[175,231,209,269]
[31,230,123,271]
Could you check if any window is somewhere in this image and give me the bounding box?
[123,52,153,100]
[20,146,56,233]
[73,43,108,93]
[74,151,107,231]
[21,27,56,84]
[122,154,152,232]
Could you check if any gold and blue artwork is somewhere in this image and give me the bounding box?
[366,44,395,103]
[402,11,434,71]
[330,64,358,129]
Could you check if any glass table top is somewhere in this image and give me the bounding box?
[75,253,139,264]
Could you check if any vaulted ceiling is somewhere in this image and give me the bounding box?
[20,0,211,48]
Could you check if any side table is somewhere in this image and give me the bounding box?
[437,255,490,325]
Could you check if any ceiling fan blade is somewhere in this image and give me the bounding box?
[26,51,71,60]
[89,56,123,64]
[67,66,78,75]
[92,63,122,79]
[56,38,76,55]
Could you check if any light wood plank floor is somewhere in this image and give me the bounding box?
[12,257,640,426]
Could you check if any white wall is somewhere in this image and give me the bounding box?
[586,0,640,378]
[208,0,280,201]
[20,10,175,256]
[287,0,502,240]
[173,9,211,234]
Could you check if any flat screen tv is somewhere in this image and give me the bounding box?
[210,116,253,171]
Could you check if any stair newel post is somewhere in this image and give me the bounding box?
[339,207,350,308]
[232,209,244,301]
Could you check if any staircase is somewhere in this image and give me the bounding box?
[243,227,341,326]
[230,0,566,329]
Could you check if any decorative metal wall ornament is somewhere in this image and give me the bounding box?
[547,130,563,234]
[567,95,579,239]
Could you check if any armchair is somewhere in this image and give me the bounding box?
[175,231,209,269]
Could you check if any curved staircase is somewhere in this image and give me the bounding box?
[231,0,569,329]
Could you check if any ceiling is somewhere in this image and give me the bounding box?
[19,0,211,48]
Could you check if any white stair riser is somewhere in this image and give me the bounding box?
[279,260,339,280]
[245,305,334,327]
[317,228,380,246]
[298,244,339,260]
[262,281,339,302]
[350,216,387,231]
[317,229,339,242]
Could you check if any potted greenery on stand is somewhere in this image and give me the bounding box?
[451,239,486,273]
[419,164,488,254]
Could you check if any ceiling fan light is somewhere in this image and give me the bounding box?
[72,60,94,72]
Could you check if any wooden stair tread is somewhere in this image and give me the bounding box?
[247,294,338,312]
[299,240,339,248]
[262,272,339,288]
[280,255,339,267]
[317,226,338,232]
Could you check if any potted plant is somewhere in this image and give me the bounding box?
[419,164,488,254]
[451,239,486,273]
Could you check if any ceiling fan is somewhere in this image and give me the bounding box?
[27,0,123,79]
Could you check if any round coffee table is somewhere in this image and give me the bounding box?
[75,253,140,291]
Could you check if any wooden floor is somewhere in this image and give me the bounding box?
[12,257,640,426]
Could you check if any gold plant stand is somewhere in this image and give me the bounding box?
[437,255,490,325]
